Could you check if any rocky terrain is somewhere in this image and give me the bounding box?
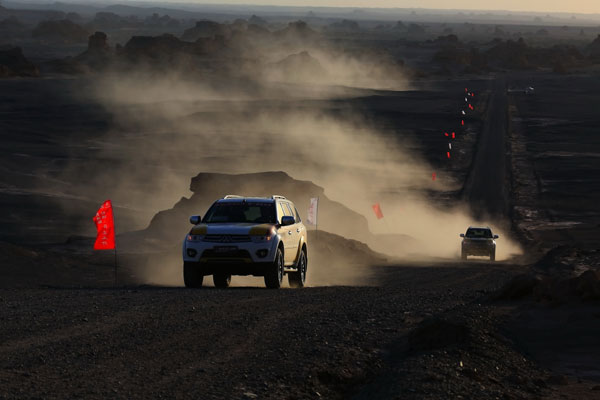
[0,263,528,400]
[431,35,598,75]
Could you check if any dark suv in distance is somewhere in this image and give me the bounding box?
[460,226,499,261]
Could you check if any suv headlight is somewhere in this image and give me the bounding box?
[251,227,275,243]
[187,234,204,242]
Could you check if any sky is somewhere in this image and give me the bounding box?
[158,1,600,14]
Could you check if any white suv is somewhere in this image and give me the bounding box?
[182,195,308,289]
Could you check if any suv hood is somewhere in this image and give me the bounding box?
[190,223,275,236]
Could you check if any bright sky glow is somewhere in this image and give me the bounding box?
[157,0,599,14]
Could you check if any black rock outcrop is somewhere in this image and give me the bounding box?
[248,15,267,26]
[181,20,229,41]
[587,34,600,62]
[31,19,89,43]
[270,51,328,82]
[0,47,39,77]
[145,171,371,244]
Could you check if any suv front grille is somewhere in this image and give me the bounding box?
[203,235,251,243]
[201,249,252,260]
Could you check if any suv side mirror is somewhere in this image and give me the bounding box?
[189,215,202,225]
[493,234,499,239]
[460,233,465,237]
[281,216,295,226]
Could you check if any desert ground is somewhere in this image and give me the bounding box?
[1,2,599,399]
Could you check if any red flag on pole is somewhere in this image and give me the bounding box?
[93,200,115,250]
[372,203,384,219]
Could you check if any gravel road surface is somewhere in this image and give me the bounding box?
[1,262,525,399]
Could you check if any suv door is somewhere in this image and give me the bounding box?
[276,201,295,265]
[283,202,301,263]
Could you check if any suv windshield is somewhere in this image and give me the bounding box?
[465,228,492,238]
[203,202,276,224]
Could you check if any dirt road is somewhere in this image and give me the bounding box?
[463,77,509,219]
[0,263,529,399]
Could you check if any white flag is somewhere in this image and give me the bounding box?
[307,197,319,226]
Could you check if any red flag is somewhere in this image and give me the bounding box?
[372,203,384,219]
[93,200,115,250]
[461,120,465,126]
[452,132,456,139]
[447,151,451,159]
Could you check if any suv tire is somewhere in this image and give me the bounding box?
[461,250,467,260]
[264,247,284,289]
[184,262,204,288]
[288,248,307,288]
[213,273,231,288]
[490,250,496,262]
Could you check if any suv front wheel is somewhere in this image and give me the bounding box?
[184,262,204,288]
[264,247,284,289]
[288,248,307,288]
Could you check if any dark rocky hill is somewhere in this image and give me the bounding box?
[269,51,328,82]
[587,34,600,62]
[31,19,90,43]
[181,20,229,41]
[0,47,39,77]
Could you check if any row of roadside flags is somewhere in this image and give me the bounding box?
[432,87,474,181]
[307,90,477,228]
[94,88,475,248]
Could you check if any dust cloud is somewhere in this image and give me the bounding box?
[67,40,521,285]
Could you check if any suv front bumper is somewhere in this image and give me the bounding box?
[462,242,495,256]
[183,237,278,264]
[184,260,274,277]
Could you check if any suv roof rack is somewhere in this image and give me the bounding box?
[223,195,244,199]
[271,195,287,200]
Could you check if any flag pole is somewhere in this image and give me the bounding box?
[114,248,117,287]
[315,197,319,241]
[113,205,117,287]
